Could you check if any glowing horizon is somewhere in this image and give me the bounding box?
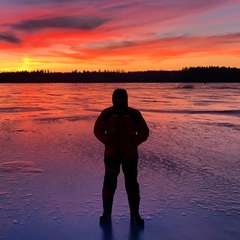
[0,0,240,72]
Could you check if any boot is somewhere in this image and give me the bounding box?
[100,196,113,224]
[128,196,144,227]
[131,213,144,227]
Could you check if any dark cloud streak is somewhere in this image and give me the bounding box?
[86,31,240,52]
[2,0,81,4]
[9,16,109,32]
[101,2,136,12]
[0,32,21,44]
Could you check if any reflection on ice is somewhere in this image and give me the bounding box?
[0,107,47,113]
[141,109,240,117]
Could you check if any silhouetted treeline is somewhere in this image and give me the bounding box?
[0,67,240,83]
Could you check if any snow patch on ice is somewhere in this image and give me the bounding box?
[0,161,43,173]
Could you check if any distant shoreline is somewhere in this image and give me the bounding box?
[0,67,240,83]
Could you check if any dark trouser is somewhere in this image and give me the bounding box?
[102,157,140,216]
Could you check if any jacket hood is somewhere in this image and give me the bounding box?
[112,88,128,108]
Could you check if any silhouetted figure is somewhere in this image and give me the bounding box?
[94,89,149,227]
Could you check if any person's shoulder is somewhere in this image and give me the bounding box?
[100,106,115,116]
[127,107,142,117]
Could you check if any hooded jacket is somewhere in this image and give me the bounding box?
[94,89,149,160]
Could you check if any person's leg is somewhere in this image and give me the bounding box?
[122,159,144,226]
[101,157,120,222]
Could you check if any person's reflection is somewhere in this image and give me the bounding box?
[128,222,144,240]
[101,221,144,240]
[101,221,114,240]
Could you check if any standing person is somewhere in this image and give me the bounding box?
[94,88,149,226]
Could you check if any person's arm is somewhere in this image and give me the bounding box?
[94,112,110,145]
[134,112,149,146]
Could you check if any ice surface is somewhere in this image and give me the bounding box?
[0,83,240,239]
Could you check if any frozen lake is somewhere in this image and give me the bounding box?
[0,82,240,240]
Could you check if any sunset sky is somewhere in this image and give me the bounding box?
[0,0,240,72]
